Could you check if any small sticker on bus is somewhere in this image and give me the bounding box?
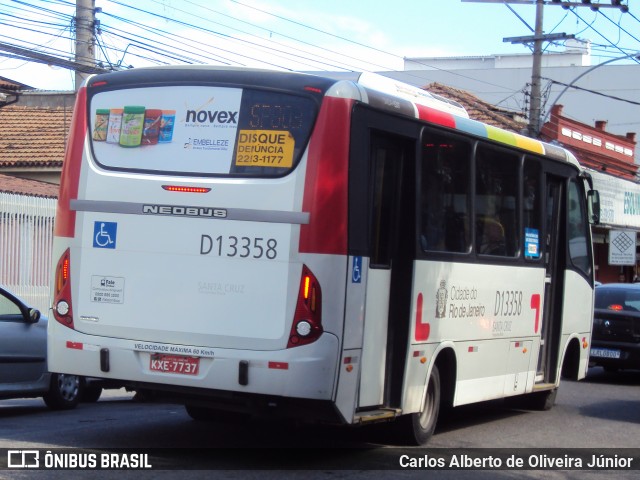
[91,275,125,304]
[525,228,540,259]
[352,256,362,283]
[235,130,295,168]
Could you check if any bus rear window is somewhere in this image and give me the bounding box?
[88,86,317,177]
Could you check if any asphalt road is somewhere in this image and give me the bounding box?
[0,367,639,479]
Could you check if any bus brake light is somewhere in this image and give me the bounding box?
[56,255,69,292]
[162,185,211,193]
[288,265,323,348]
[303,275,310,300]
[53,248,74,329]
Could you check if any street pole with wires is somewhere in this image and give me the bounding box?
[530,0,544,137]
[75,0,97,91]
[462,0,631,138]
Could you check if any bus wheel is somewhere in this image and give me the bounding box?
[81,380,103,403]
[396,365,441,445]
[185,405,220,422]
[527,388,557,411]
[185,405,247,424]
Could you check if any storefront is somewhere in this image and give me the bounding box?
[589,169,640,283]
[540,104,638,284]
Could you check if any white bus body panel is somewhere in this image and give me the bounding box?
[70,174,300,348]
[406,261,546,408]
[359,269,391,407]
[560,269,593,381]
[48,105,347,402]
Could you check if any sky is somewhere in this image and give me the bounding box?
[0,0,638,91]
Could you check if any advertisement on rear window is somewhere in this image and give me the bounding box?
[90,86,312,177]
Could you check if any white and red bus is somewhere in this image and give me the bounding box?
[48,66,599,444]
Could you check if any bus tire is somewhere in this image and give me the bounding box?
[528,388,557,411]
[81,384,103,403]
[396,364,441,445]
[185,405,247,424]
[43,373,81,410]
[185,405,220,422]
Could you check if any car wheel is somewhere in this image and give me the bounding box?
[43,373,81,410]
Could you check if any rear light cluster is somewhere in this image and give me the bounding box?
[287,265,322,348]
[53,248,74,329]
[161,185,211,193]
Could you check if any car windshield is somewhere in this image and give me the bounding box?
[595,287,640,312]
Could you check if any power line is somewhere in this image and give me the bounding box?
[569,8,639,60]
[1,0,636,115]
[542,76,640,106]
[0,0,531,100]
[597,9,640,45]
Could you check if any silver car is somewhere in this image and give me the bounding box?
[0,285,81,409]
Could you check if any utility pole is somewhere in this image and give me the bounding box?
[504,0,559,137]
[75,0,97,91]
[529,0,544,137]
[462,0,630,137]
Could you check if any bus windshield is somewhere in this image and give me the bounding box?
[88,86,317,177]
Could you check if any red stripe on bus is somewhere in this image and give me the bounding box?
[299,97,352,255]
[530,293,541,334]
[268,361,289,370]
[66,341,83,350]
[415,104,456,129]
[55,86,88,238]
[415,292,430,341]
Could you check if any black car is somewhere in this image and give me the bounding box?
[591,283,640,372]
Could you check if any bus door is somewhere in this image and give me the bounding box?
[358,130,415,409]
[537,175,564,383]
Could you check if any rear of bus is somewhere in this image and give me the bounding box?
[48,67,350,421]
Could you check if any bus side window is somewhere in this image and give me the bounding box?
[475,144,519,257]
[370,140,398,268]
[523,158,542,261]
[420,131,471,254]
[568,179,591,276]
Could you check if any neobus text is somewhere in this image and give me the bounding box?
[142,205,227,218]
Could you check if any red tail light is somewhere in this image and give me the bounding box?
[287,265,322,348]
[608,304,624,311]
[53,248,74,329]
[161,185,211,193]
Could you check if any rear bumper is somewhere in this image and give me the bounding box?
[48,325,340,402]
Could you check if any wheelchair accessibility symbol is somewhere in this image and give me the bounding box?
[352,256,362,283]
[93,221,117,249]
